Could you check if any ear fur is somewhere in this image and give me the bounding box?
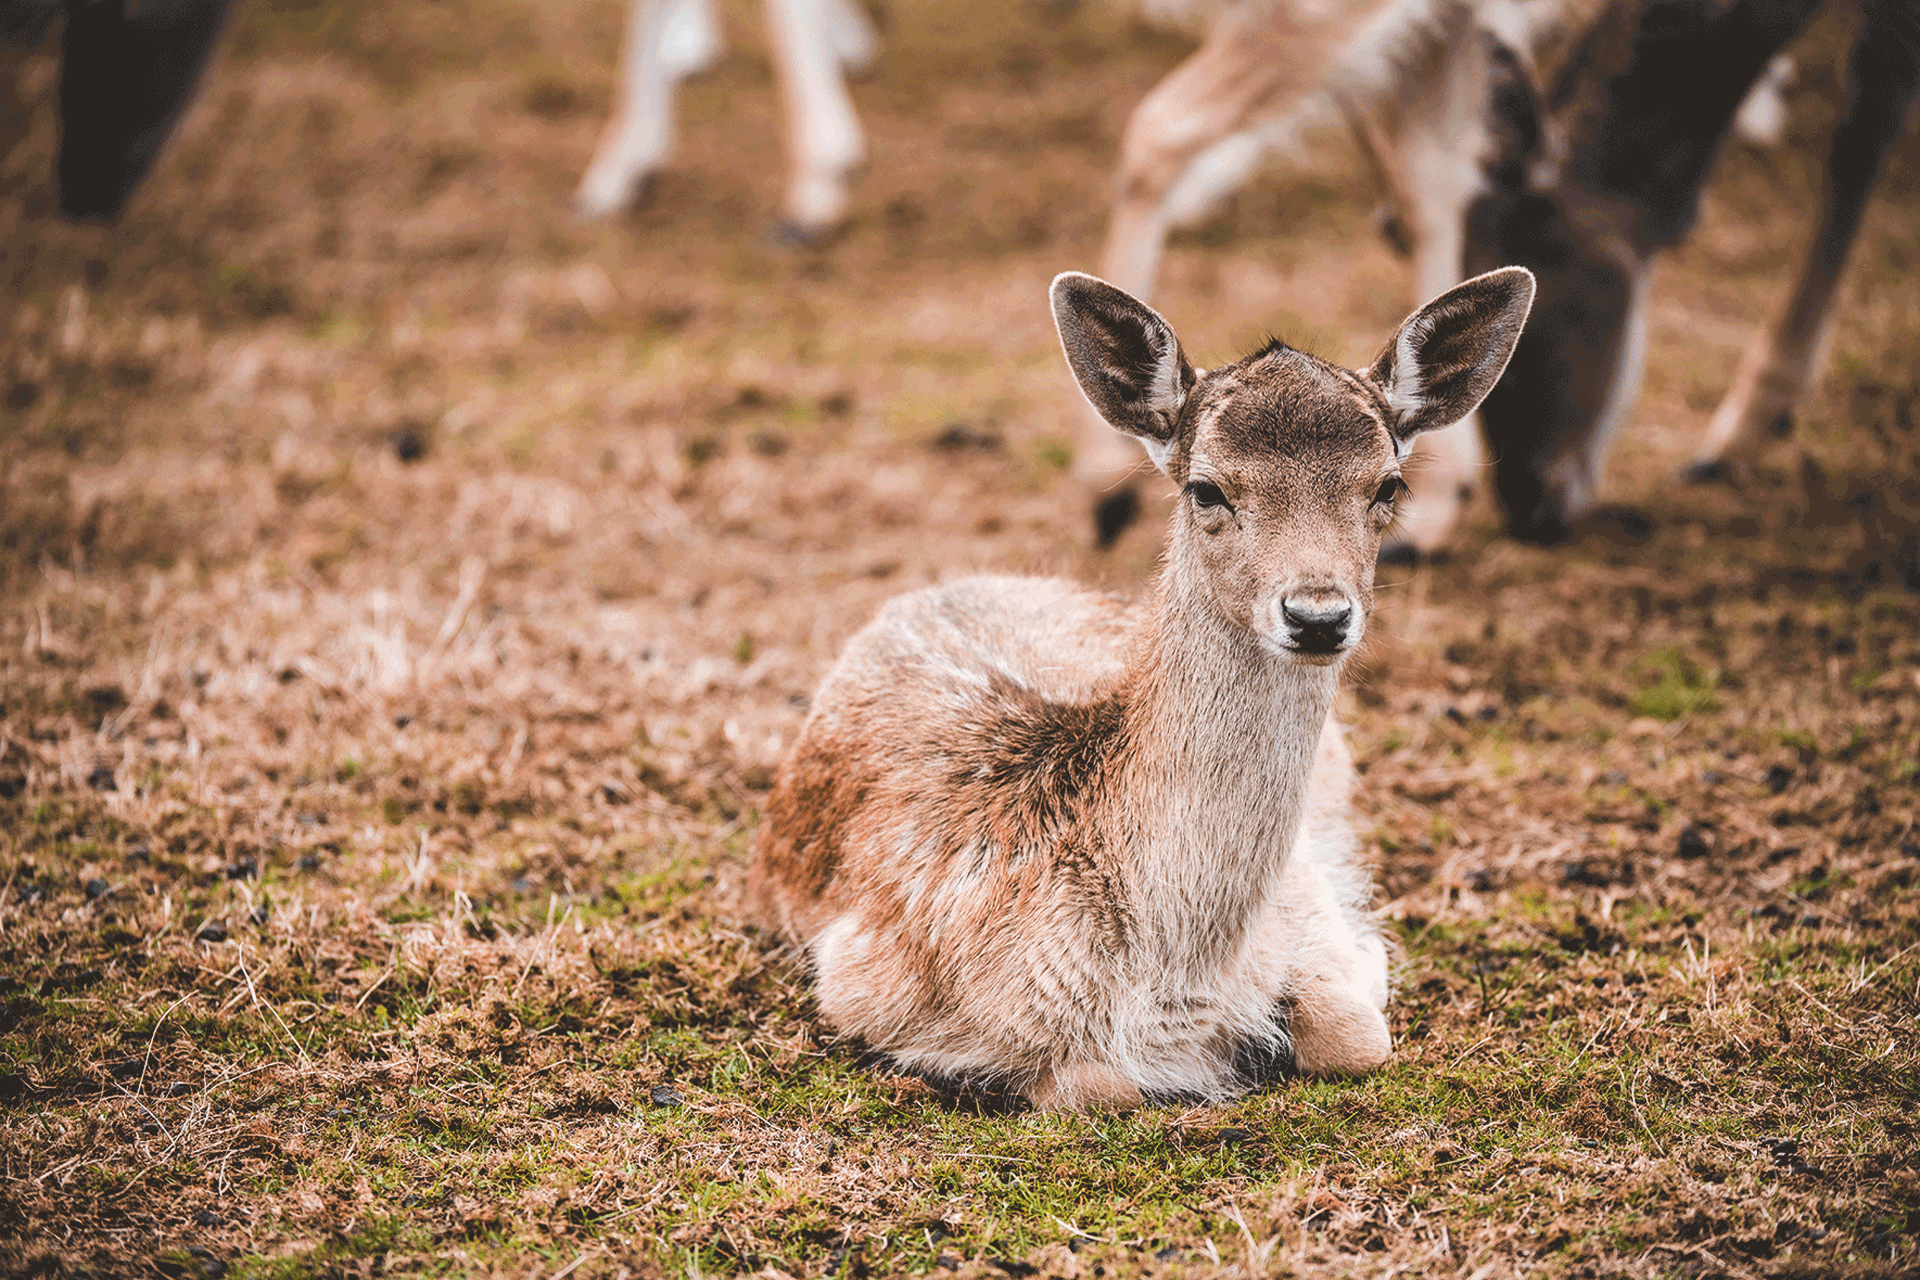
[1368,267,1535,443]
[1051,272,1196,472]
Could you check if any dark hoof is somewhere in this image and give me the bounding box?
[1373,205,1414,259]
[1577,505,1655,545]
[1680,458,1730,485]
[1094,488,1141,549]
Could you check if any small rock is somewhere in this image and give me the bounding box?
[224,859,257,881]
[84,877,111,900]
[390,426,426,463]
[1216,1126,1255,1147]
[1676,827,1711,859]
[192,1209,220,1227]
[1563,860,1609,886]
[126,844,151,864]
[932,422,1002,453]
[296,853,323,873]
[1154,1245,1183,1262]
[1766,765,1794,794]
[195,922,228,944]
[87,766,117,792]
[649,1084,684,1108]
[140,1122,162,1135]
[168,1082,195,1097]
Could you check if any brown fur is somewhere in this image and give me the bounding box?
[751,268,1534,1108]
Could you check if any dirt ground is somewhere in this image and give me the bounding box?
[2,0,1918,1276]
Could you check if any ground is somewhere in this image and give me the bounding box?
[1,0,1918,1276]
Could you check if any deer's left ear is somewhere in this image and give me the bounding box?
[1368,267,1535,444]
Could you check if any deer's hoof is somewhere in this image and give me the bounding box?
[1680,458,1731,486]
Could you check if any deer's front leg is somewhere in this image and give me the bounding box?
[1685,20,1918,482]
[764,0,874,235]
[576,0,723,219]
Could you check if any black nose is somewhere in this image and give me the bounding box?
[1282,599,1352,654]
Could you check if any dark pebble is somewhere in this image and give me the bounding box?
[224,859,257,881]
[141,1122,162,1135]
[649,1085,684,1108]
[1216,1126,1255,1147]
[1563,860,1610,887]
[107,1059,143,1079]
[84,877,111,900]
[87,766,117,792]
[394,715,412,729]
[168,1082,195,1097]
[296,854,323,873]
[1766,765,1794,794]
[1155,1245,1183,1262]
[1832,635,1857,656]
[932,423,1002,453]
[192,1209,220,1227]
[390,426,426,463]
[195,922,228,944]
[1676,827,1711,859]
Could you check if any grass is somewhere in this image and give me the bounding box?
[2,0,1919,1276]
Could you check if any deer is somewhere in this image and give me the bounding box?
[749,265,1536,1108]
[1082,0,1916,553]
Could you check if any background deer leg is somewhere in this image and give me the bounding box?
[576,0,723,219]
[1081,2,1343,541]
[1379,28,1495,559]
[764,0,871,237]
[1685,16,1919,482]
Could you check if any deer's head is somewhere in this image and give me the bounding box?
[1054,268,1533,663]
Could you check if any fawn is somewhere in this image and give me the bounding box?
[751,267,1535,1108]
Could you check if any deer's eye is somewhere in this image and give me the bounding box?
[1188,480,1231,511]
[1373,476,1409,507]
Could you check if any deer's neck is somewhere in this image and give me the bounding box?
[1118,575,1340,973]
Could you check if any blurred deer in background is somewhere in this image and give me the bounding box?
[749,266,1535,1108]
[1083,0,1916,553]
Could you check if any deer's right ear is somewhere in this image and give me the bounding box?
[1051,272,1195,472]
[1368,267,1535,445]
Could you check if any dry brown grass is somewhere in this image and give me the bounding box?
[1,0,1917,1276]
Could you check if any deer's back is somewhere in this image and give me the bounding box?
[751,575,1138,946]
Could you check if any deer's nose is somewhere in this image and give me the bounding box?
[1281,598,1354,655]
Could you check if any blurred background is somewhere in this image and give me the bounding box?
[4,2,1920,1272]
